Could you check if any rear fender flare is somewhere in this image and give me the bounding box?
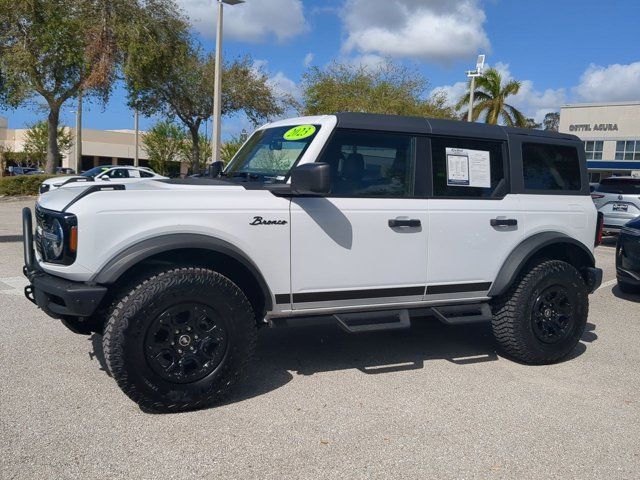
[488,232,595,297]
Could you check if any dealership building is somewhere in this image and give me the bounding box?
[559,101,640,182]
[0,115,150,172]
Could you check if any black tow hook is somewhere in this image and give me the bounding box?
[24,284,36,305]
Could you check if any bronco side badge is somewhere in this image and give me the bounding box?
[250,216,287,226]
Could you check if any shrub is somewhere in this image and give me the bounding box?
[0,174,57,196]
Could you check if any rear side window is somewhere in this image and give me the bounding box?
[139,170,154,178]
[522,143,581,191]
[431,137,506,198]
[596,178,640,194]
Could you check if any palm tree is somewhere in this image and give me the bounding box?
[456,68,526,127]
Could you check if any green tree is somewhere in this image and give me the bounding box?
[301,61,455,119]
[456,68,526,127]
[126,36,286,173]
[23,120,74,169]
[543,112,560,131]
[523,117,542,130]
[220,131,249,165]
[0,0,186,173]
[142,120,186,175]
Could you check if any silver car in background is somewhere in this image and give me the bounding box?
[591,177,640,233]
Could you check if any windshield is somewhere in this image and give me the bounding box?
[81,166,111,178]
[596,178,640,194]
[225,125,320,182]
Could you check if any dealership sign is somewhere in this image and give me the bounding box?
[569,123,618,132]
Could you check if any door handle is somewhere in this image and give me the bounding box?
[490,218,518,227]
[389,218,421,228]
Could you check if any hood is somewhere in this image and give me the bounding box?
[37,178,247,212]
[43,175,83,186]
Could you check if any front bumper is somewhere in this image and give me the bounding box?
[583,267,603,294]
[616,228,640,286]
[23,207,106,318]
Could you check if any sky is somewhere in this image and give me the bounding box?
[2,0,639,138]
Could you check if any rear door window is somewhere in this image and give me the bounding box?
[431,136,506,198]
[522,143,581,191]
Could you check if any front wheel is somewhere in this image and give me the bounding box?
[102,267,257,412]
[491,260,588,364]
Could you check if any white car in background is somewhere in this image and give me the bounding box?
[39,166,167,195]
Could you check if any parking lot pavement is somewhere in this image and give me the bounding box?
[1,198,639,479]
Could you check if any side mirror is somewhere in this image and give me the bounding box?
[99,175,110,181]
[291,162,331,195]
[209,161,224,178]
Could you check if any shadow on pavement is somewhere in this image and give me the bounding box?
[87,315,596,408]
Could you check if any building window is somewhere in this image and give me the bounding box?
[584,141,603,160]
[615,140,640,160]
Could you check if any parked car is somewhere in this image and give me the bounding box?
[39,165,167,194]
[8,166,40,176]
[589,182,599,193]
[616,217,640,293]
[23,113,602,412]
[55,167,76,175]
[591,177,640,234]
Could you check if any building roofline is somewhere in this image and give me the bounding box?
[561,101,640,108]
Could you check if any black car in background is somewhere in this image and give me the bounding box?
[617,216,640,294]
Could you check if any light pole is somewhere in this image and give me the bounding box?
[212,0,245,166]
[134,109,139,167]
[466,54,485,122]
[75,91,82,173]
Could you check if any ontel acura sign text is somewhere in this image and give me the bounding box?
[569,123,619,132]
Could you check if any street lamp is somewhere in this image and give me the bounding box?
[211,0,245,167]
[466,54,485,122]
[75,92,82,173]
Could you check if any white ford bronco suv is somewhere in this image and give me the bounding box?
[23,113,603,412]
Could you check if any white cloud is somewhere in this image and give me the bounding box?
[574,62,640,102]
[268,71,300,100]
[341,0,490,63]
[253,59,300,101]
[347,54,388,72]
[432,62,566,122]
[303,52,314,67]
[177,0,307,43]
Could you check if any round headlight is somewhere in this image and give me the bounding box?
[42,217,64,260]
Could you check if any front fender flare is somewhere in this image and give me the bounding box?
[91,233,273,310]
[488,232,595,297]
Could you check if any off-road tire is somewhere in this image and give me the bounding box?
[102,267,256,413]
[618,281,640,294]
[491,260,588,364]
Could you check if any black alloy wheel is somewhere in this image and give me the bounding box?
[145,303,228,384]
[531,286,574,344]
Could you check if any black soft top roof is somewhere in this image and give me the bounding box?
[334,112,578,142]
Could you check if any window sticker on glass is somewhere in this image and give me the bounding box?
[446,147,491,188]
[283,125,316,141]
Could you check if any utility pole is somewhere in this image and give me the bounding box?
[466,54,485,122]
[75,91,82,173]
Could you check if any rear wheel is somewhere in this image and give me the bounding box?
[103,267,256,412]
[491,260,588,364]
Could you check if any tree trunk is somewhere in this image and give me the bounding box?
[45,103,61,173]
[189,126,200,175]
